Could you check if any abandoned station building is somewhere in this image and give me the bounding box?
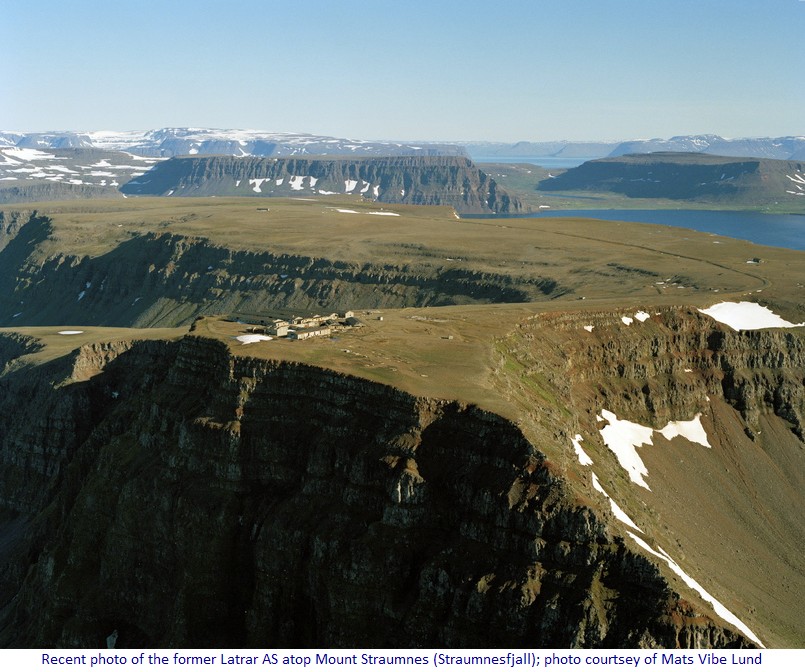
[254,311,362,340]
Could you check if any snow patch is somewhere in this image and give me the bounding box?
[698,301,804,330]
[583,325,594,332]
[235,334,272,344]
[571,434,593,466]
[657,414,711,447]
[57,330,84,335]
[249,178,267,193]
[598,409,712,490]
[344,179,358,192]
[289,175,306,191]
[634,310,650,322]
[598,409,653,489]
[621,316,633,325]
[4,147,57,161]
[592,474,642,531]
[368,211,399,217]
[625,532,763,648]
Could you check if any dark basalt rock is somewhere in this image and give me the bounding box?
[121,156,527,214]
[0,334,758,648]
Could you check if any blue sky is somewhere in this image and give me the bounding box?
[3,0,803,141]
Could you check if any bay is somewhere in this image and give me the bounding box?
[471,209,805,251]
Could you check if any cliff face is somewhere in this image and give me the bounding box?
[504,308,805,434]
[121,156,526,214]
[537,153,805,207]
[497,308,805,647]
[0,210,31,252]
[0,333,753,649]
[0,214,562,327]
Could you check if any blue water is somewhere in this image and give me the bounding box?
[470,209,805,251]
[471,155,592,169]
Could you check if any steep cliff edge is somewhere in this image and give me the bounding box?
[495,308,805,647]
[3,314,797,648]
[0,211,564,328]
[120,156,526,214]
[535,153,805,209]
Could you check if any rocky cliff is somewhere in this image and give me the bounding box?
[495,308,805,647]
[121,156,526,214]
[0,211,32,253]
[537,153,805,207]
[3,314,798,647]
[0,212,562,327]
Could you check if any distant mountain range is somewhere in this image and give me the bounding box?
[2,128,804,162]
[1,128,803,209]
[0,145,524,213]
[0,128,464,159]
[465,135,805,161]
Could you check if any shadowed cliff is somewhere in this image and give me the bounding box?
[3,318,798,647]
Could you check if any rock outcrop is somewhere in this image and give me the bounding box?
[496,308,805,647]
[0,326,770,648]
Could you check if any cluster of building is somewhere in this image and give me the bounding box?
[249,311,362,341]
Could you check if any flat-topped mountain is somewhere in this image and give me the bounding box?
[467,135,805,162]
[0,147,523,213]
[120,155,526,214]
[0,147,164,204]
[0,199,803,648]
[0,128,463,159]
[5,309,801,647]
[536,152,805,207]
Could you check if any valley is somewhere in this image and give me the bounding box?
[0,197,803,648]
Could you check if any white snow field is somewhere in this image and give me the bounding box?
[235,334,272,344]
[598,409,711,490]
[698,301,804,330]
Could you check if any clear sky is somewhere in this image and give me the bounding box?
[2,0,803,142]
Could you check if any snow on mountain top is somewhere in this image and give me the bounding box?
[698,301,805,330]
[3,147,59,161]
[0,128,467,159]
[84,130,152,148]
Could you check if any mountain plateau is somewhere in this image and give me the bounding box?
[0,199,803,648]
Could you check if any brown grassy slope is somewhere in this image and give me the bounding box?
[3,197,804,319]
[2,197,804,645]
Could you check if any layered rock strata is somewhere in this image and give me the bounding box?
[0,333,754,648]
